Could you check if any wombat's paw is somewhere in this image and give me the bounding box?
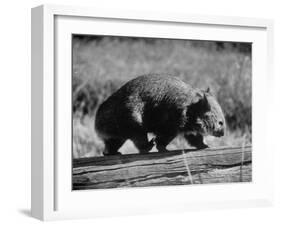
[140,150,150,154]
[103,151,122,156]
[195,143,209,150]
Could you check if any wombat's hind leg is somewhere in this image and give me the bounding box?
[103,138,125,156]
[155,134,175,153]
[131,133,155,154]
[184,133,208,149]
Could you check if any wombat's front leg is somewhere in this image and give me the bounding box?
[154,134,176,153]
[184,133,208,149]
[103,138,125,156]
[131,134,155,154]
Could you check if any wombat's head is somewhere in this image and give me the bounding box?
[187,88,226,137]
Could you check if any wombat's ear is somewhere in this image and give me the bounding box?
[194,90,204,99]
[192,91,208,106]
[189,91,209,113]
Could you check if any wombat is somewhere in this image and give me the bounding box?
[95,74,225,155]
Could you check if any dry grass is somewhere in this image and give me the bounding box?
[72,36,252,158]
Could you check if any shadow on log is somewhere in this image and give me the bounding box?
[73,146,252,190]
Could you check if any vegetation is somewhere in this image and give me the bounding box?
[72,36,252,158]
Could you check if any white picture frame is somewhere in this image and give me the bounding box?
[31,4,274,221]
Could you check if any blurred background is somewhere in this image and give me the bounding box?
[72,35,252,158]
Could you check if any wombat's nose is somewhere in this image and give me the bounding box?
[215,128,224,137]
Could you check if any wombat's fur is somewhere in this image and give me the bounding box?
[95,74,225,155]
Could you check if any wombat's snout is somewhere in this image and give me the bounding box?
[214,120,225,137]
[215,129,224,137]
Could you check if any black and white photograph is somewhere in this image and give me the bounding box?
[72,35,252,190]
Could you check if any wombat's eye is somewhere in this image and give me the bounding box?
[218,121,223,126]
